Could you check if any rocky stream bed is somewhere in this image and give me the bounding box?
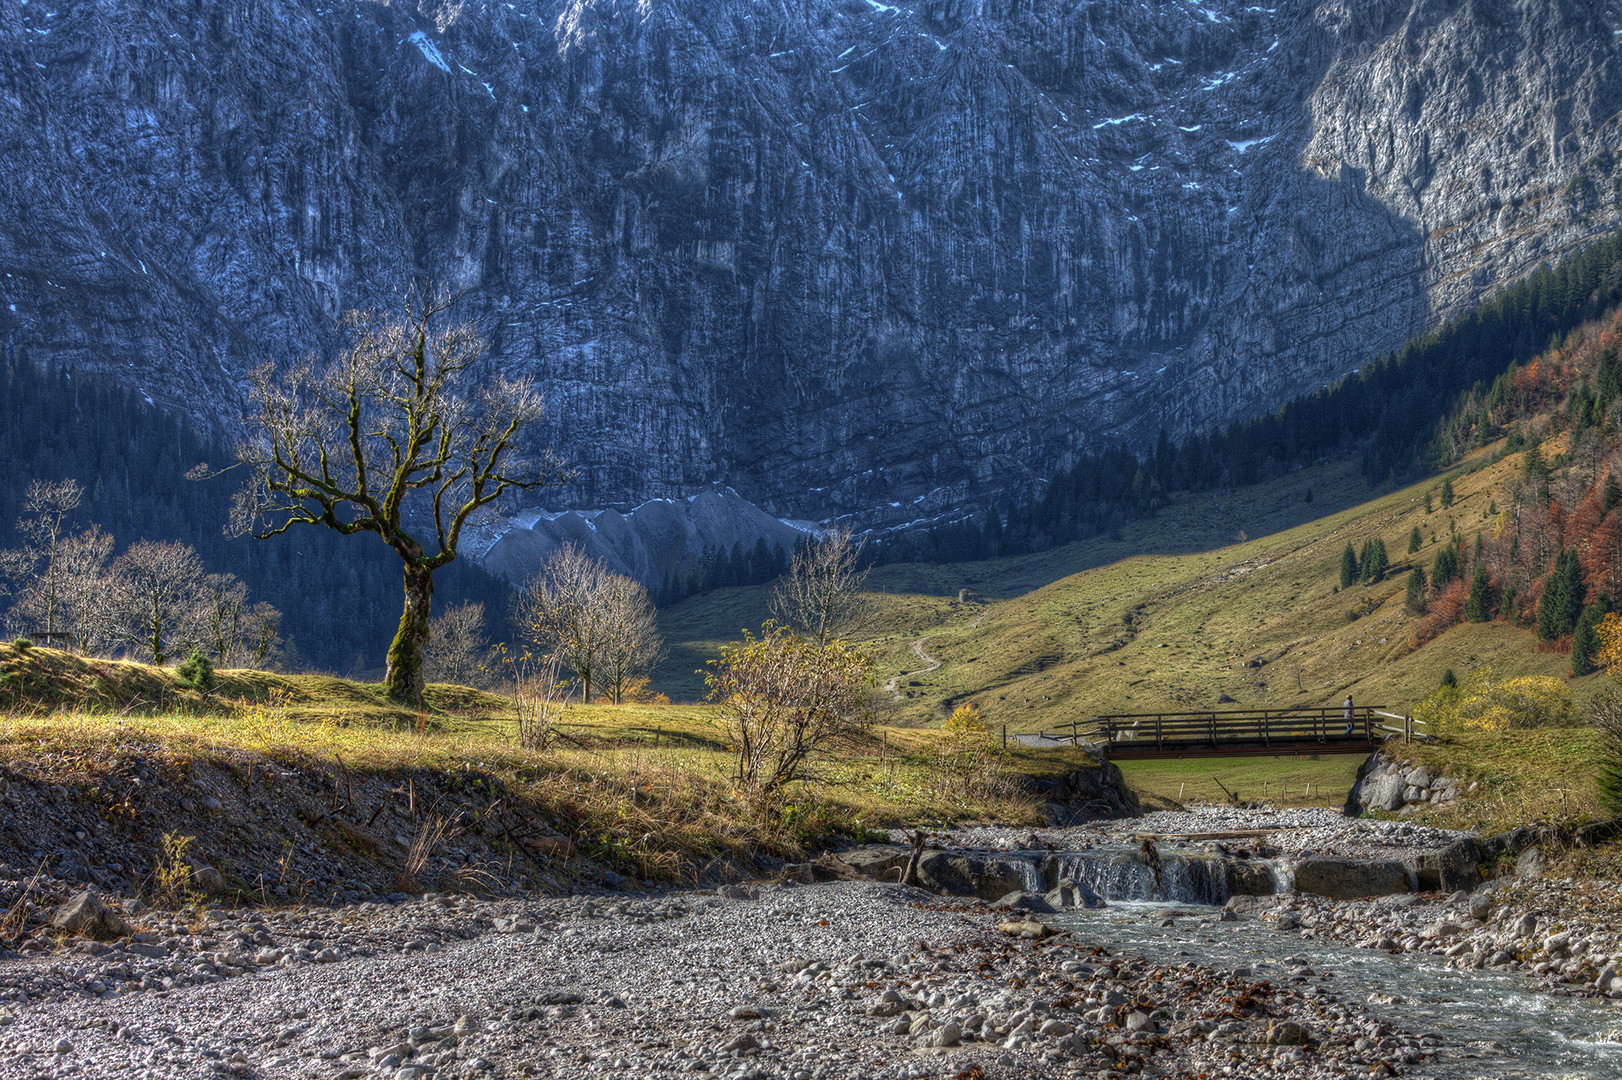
[2,805,1621,1079]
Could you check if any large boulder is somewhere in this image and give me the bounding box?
[1045,877,1107,910]
[1292,858,1410,900]
[916,852,1034,900]
[1411,838,1484,893]
[990,890,1058,914]
[825,844,911,883]
[1034,763,1140,825]
[1345,753,1406,814]
[51,891,132,940]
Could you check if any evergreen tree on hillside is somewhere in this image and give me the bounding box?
[1408,525,1422,554]
[1359,538,1390,584]
[1340,544,1359,589]
[1405,566,1429,615]
[1572,603,1606,677]
[1465,563,1493,623]
[1432,538,1462,588]
[1440,478,1455,508]
[1538,548,1586,641]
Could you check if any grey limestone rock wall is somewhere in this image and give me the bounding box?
[1,0,1618,528]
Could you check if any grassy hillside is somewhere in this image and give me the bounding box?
[0,643,1082,881]
[655,449,1592,734]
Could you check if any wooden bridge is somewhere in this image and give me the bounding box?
[1036,706,1425,760]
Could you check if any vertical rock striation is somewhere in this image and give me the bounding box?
[0,0,1617,527]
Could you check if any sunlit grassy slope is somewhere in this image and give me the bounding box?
[655,448,1593,735]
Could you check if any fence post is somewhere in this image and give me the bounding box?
[1001,724,1007,751]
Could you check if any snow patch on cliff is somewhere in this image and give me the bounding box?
[408,31,451,73]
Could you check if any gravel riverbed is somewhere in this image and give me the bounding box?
[3,808,1617,1080]
[2,878,1437,1080]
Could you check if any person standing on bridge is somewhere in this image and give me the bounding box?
[1343,695,1355,736]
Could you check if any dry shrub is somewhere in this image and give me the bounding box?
[617,676,670,706]
[0,860,48,945]
[1413,578,1469,646]
[152,832,196,907]
[397,813,457,894]
[513,658,567,751]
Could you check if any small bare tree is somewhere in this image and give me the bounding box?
[245,602,283,667]
[518,543,610,702]
[598,574,665,704]
[199,573,283,668]
[223,287,569,706]
[422,601,492,686]
[705,623,872,796]
[56,526,118,656]
[200,573,250,664]
[110,540,206,665]
[4,479,84,642]
[770,526,873,647]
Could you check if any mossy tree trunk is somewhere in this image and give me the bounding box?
[386,564,434,708]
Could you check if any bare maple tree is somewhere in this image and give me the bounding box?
[597,573,665,704]
[224,287,569,706]
[3,479,84,643]
[110,540,206,664]
[422,601,492,687]
[55,526,118,656]
[517,543,610,702]
[517,544,664,704]
[769,525,873,647]
[200,572,283,668]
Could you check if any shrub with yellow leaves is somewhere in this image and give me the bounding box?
[942,703,991,770]
[1413,665,1576,736]
[1595,613,1622,677]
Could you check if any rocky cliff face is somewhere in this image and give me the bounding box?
[1,0,1618,529]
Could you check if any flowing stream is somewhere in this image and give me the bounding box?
[1024,845,1622,1079]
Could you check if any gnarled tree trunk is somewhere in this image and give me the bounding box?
[386,564,434,707]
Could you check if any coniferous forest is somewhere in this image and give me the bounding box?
[885,229,1622,565]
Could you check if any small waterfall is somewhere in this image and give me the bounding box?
[1045,849,1270,905]
[1157,856,1228,905]
[1012,857,1048,895]
[1054,851,1160,900]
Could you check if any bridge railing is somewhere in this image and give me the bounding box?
[1046,705,1425,755]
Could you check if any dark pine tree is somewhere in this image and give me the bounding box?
[1465,563,1493,622]
[1572,603,1607,677]
[1340,544,1359,589]
[1537,548,1586,641]
[1432,539,1462,588]
[1406,566,1429,615]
